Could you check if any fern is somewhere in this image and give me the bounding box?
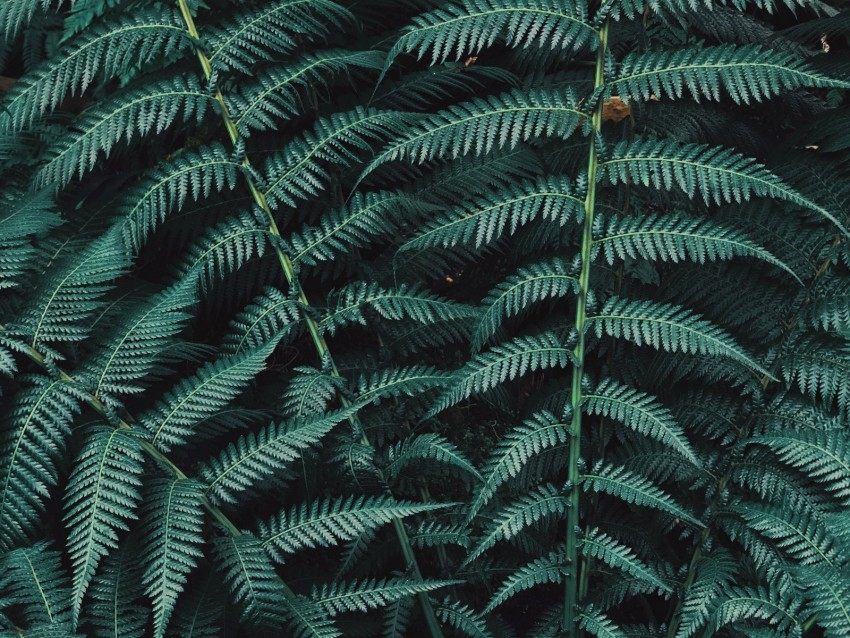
[483,546,567,613]
[311,577,457,616]
[580,528,671,593]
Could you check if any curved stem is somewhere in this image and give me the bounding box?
[564,22,608,635]
[173,2,444,635]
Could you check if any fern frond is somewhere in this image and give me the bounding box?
[590,296,767,375]
[63,426,145,622]
[397,176,585,259]
[602,138,846,233]
[795,566,850,638]
[473,255,580,352]
[409,521,472,550]
[582,462,703,527]
[257,495,444,562]
[384,433,481,481]
[385,0,597,70]
[780,339,850,416]
[80,280,196,404]
[211,533,288,632]
[593,212,794,277]
[723,502,837,567]
[263,108,415,209]
[483,546,566,613]
[321,282,477,335]
[0,376,82,549]
[0,542,72,626]
[168,569,225,638]
[673,549,737,638]
[353,366,451,405]
[85,538,147,638]
[583,378,697,463]
[747,430,850,502]
[383,594,414,638]
[8,229,128,353]
[469,410,570,521]
[365,88,587,175]
[579,606,627,638]
[141,342,274,451]
[0,11,189,134]
[140,478,206,638]
[280,367,343,418]
[0,187,61,289]
[289,192,426,268]
[230,49,384,136]
[0,0,62,39]
[199,408,357,505]
[312,578,457,616]
[222,286,302,355]
[705,585,800,635]
[205,0,354,74]
[609,45,848,106]
[428,330,575,416]
[35,75,214,190]
[434,598,494,638]
[580,528,671,594]
[118,143,242,253]
[466,483,568,565]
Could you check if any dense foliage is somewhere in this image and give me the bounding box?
[1,0,850,636]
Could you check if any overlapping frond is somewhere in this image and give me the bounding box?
[580,528,670,593]
[0,542,72,627]
[311,577,457,616]
[609,45,848,105]
[385,0,597,70]
[63,426,145,622]
[483,546,566,613]
[384,433,481,480]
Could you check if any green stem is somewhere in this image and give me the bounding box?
[564,22,608,635]
[174,2,444,635]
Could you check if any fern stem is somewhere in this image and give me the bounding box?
[564,22,608,635]
[173,2,444,635]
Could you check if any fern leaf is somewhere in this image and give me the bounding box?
[483,546,566,613]
[263,108,415,209]
[140,478,206,638]
[0,12,189,134]
[705,585,801,635]
[63,426,145,623]
[428,330,575,416]
[584,378,697,463]
[609,45,849,106]
[257,495,445,562]
[473,255,580,352]
[80,280,196,404]
[364,88,587,175]
[590,296,767,375]
[674,549,737,638]
[780,339,850,417]
[289,192,426,268]
[0,0,61,39]
[0,542,72,626]
[409,521,472,550]
[582,462,704,527]
[280,367,343,417]
[579,606,628,638]
[205,0,354,73]
[602,138,847,233]
[85,539,147,638]
[466,483,568,565]
[230,49,384,136]
[222,286,302,355]
[312,578,458,616]
[580,528,671,593]
[199,408,357,505]
[469,410,570,521]
[384,596,415,638]
[353,366,452,405]
[0,376,82,549]
[141,343,274,452]
[434,598,494,638]
[9,229,128,353]
[321,282,477,335]
[35,75,213,190]
[211,533,288,632]
[168,569,225,638]
[118,143,242,253]
[747,430,850,502]
[594,212,794,278]
[386,0,597,70]
[795,566,850,638]
[384,433,481,481]
[397,176,585,259]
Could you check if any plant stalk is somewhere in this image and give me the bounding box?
[174,3,444,635]
[564,22,608,635]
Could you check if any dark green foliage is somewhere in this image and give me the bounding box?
[1,0,849,636]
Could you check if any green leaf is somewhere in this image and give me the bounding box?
[483,546,566,613]
[580,528,671,593]
[311,578,458,616]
